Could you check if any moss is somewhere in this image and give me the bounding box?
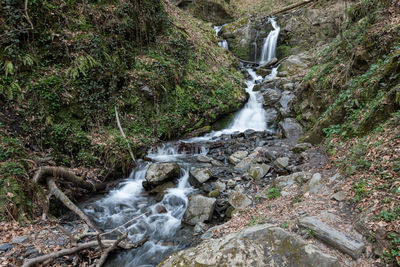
[208,190,220,198]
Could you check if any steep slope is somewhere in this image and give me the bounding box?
[0,0,246,220]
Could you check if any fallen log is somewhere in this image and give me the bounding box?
[272,0,314,15]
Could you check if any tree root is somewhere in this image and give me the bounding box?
[96,232,128,267]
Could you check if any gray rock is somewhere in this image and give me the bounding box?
[276,172,311,187]
[12,236,28,244]
[283,82,294,90]
[214,180,226,192]
[201,225,223,240]
[332,191,347,202]
[24,248,39,257]
[194,222,207,235]
[160,224,341,267]
[329,173,341,183]
[308,173,323,193]
[0,243,13,252]
[265,108,279,128]
[234,157,253,170]
[228,191,252,209]
[144,163,180,188]
[278,91,295,117]
[299,216,365,259]
[292,143,312,153]
[262,150,277,161]
[274,157,289,169]
[278,118,304,139]
[197,155,212,163]
[189,168,213,187]
[263,88,282,107]
[248,163,270,179]
[183,195,216,225]
[211,159,224,167]
[227,179,236,187]
[228,151,249,165]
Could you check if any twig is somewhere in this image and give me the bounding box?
[115,107,136,165]
[24,0,34,30]
[100,212,149,237]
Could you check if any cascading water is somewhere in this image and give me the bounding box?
[83,21,281,267]
[259,18,280,65]
[214,25,229,49]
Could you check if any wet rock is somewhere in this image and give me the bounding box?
[12,236,28,244]
[308,173,323,193]
[194,222,207,235]
[211,159,224,166]
[0,243,13,252]
[299,216,365,259]
[227,179,236,187]
[201,224,223,240]
[283,82,294,90]
[228,191,252,209]
[263,88,282,107]
[228,151,249,165]
[155,204,168,214]
[265,108,279,128]
[292,143,312,153]
[189,168,213,187]
[214,180,226,192]
[208,190,220,198]
[262,150,277,162]
[183,195,216,225]
[248,163,270,179]
[160,224,341,267]
[278,91,295,117]
[332,191,347,202]
[197,155,212,163]
[144,163,180,189]
[149,181,175,202]
[278,118,304,139]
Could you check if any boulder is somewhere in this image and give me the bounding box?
[144,163,180,189]
[278,91,295,117]
[183,195,216,225]
[214,180,226,192]
[234,157,253,170]
[228,150,249,165]
[228,191,252,209]
[276,172,311,187]
[278,118,304,139]
[308,173,323,193]
[211,159,224,166]
[265,108,279,128]
[263,88,282,107]
[274,157,289,169]
[332,191,347,201]
[291,143,312,153]
[189,168,213,187]
[299,216,365,259]
[149,181,175,201]
[248,164,270,179]
[197,155,212,163]
[159,224,341,267]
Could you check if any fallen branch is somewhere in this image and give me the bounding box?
[46,177,100,233]
[34,166,106,192]
[24,0,34,30]
[272,0,314,15]
[96,232,128,267]
[115,107,136,165]
[100,212,149,237]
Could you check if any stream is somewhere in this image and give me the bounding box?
[83,18,280,267]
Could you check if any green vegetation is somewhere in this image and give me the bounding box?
[267,187,281,200]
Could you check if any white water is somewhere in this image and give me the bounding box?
[218,40,229,49]
[259,18,280,65]
[83,22,280,266]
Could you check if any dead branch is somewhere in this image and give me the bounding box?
[96,232,128,267]
[115,107,136,165]
[46,177,101,233]
[100,212,149,237]
[272,0,314,15]
[34,166,106,192]
[24,0,34,30]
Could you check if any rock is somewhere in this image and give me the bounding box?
[12,236,28,244]
[0,243,13,252]
[276,172,311,187]
[228,151,249,165]
[278,91,295,117]
[234,157,253,170]
[197,155,212,163]
[208,189,220,198]
[183,195,216,225]
[194,222,207,235]
[278,118,304,139]
[262,150,277,161]
[283,82,294,90]
[140,85,154,99]
[214,180,226,191]
[298,216,365,259]
[274,157,289,169]
[227,179,236,187]
[201,225,223,240]
[189,168,213,187]
[228,191,252,209]
[159,224,341,267]
[24,248,39,257]
[265,108,279,128]
[308,173,323,193]
[248,163,270,179]
[292,143,312,153]
[149,181,175,201]
[329,173,341,183]
[155,204,168,214]
[211,159,224,166]
[144,163,180,189]
[263,88,282,107]
[332,191,347,201]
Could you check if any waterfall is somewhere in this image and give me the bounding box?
[259,18,280,65]
[218,40,229,49]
